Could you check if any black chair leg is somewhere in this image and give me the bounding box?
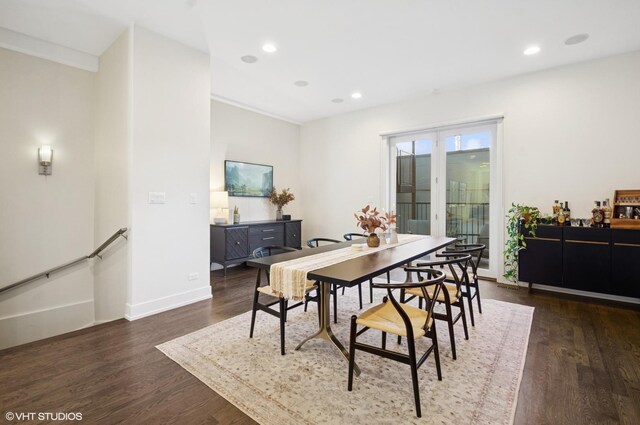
[381,331,387,350]
[357,283,363,309]
[459,300,469,340]
[369,279,373,303]
[475,280,483,314]
[279,298,286,355]
[249,274,261,338]
[347,316,357,391]
[445,303,456,360]
[465,283,475,327]
[407,337,421,418]
[432,321,442,381]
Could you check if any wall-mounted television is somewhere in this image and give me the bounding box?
[224,160,273,197]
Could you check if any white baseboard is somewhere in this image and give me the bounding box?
[0,299,95,351]
[125,286,212,321]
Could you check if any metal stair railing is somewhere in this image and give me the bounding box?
[0,227,128,295]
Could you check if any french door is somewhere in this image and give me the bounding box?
[388,121,499,277]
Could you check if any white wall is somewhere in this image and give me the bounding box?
[93,30,130,323]
[300,51,640,279]
[211,100,301,223]
[126,26,211,319]
[0,47,96,349]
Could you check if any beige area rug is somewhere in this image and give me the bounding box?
[157,289,534,425]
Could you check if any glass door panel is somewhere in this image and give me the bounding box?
[391,135,435,235]
[441,127,493,271]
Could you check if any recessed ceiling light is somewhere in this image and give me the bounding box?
[262,44,277,53]
[331,98,344,103]
[294,80,309,87]
[241,55,258,63]
[565,33,589,46]
[523,45,541,56]
[351,92,362,99]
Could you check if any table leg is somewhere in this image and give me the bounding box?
[295,281,360,376]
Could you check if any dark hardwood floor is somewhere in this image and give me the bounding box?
[1,266,639,424]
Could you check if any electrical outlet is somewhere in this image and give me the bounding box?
[188,272,199,281]
[189,193,197,204]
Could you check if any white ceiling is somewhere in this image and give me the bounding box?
[2,0,640,123]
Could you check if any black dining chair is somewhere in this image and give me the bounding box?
[249,245,319,355]
[306,237,341,247]
[343,232,367,241]
[401,253,472,360]
[305,237,360,322]
[440,244,485,326]
[347,269,446,418]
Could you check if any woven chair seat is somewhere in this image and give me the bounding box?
[257,280,317,298]
[356,301,433,339]
[406,282,460,303]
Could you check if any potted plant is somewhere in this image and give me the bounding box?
[504,203,540,283]
[269,187,295,220]
[354,205,395,247]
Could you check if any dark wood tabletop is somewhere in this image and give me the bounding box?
[246,236,456,287]
[246,238,362,270]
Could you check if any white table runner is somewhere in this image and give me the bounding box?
[270,234,426,300]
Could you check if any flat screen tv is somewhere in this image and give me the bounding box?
[224,160,273,197]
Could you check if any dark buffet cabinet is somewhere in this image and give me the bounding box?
[210,220,302,275]
[519,224,640,299]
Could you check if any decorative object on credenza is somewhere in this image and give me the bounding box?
[354,205,396,248]
[233,205,240,224]
[224,160,273,197]
[211,191,229,224]
[282,214,291,221]
[269,187,295,221]
[503,203,540,283]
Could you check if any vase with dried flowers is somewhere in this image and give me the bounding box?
[354,205,396,247]
[269,187,295,220]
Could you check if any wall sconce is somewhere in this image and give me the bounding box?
[211,191,229,224]
[38,145,53,175]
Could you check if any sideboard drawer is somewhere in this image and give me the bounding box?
[249,223,283,235]
[249,233,284,253]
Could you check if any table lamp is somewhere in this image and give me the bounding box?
[211,191,229,224]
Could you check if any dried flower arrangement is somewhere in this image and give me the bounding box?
[354,205,397,234]
[269,187,295,209]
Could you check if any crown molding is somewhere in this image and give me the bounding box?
[210,94,302,126]
[0,27,98,72]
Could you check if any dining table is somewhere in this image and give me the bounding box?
[246,234,456,375]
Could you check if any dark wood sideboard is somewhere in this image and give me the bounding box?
[210,219,302,275]
[519,224,640,299]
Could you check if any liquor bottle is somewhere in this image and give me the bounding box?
[592,201,603,228]
[603,198,612,228]
[552,200,560,225]
[563,201,571,225]
[557,204,566,226]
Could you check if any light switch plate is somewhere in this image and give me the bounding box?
[189,193,197,204]
[149,192,166,204]
[188,272,199,281]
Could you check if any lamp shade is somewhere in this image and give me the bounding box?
[211,191,229,209]
[39,145,52,164]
